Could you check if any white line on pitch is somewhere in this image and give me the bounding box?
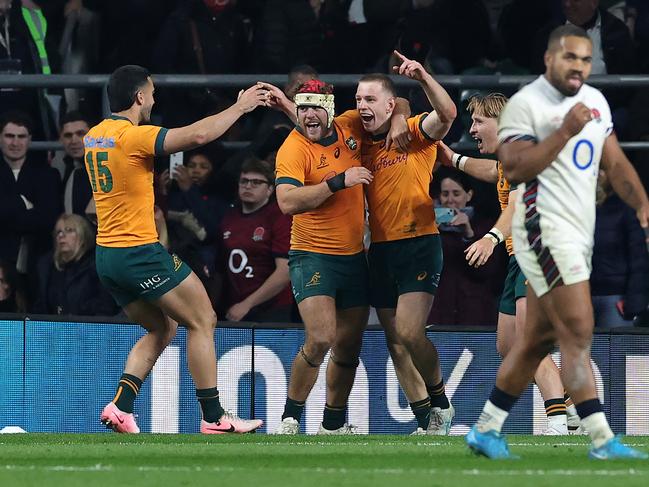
[0,465,647,476]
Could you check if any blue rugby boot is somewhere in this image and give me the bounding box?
[465,425,517,459]
[589,436,649,460]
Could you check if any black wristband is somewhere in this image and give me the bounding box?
[487,231,501,244]
[326,172,346,193]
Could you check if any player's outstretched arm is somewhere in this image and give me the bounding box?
[601,132,649,229]
[162,84,270,155]
[392,50,456,140]
[465,191,516,267]
[500,102,591,184]
[276,167,373,215]
[436,141,498,183]
[257,81,298,125]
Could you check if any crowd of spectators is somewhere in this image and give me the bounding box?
[1,0,649,327]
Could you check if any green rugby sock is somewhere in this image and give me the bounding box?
[113,373,142,414]
[197,387,225,423]
[410,398,431,429]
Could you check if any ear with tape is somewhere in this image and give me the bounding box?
[293,79,335,128]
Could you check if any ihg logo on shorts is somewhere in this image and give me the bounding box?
[139,274,169,291]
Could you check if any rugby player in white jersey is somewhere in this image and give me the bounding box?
[466,24,649,459]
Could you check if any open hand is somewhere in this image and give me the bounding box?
[236,84,271,113]
[465,237,495,267]
[386,115,412,153]
[435,141,455,167]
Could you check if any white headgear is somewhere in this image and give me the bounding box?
[294,92,335,128]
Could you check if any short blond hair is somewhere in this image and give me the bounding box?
[53,213,94,270]
[466,93,508,119]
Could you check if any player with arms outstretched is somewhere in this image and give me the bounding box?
[87,65,268,434]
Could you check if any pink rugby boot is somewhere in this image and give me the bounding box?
[100,402,140,433]
[200,411,263,434]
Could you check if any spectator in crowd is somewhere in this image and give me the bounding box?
[167,149,228,282]
[51,111,92,216]
[428,171,506,326]
[497,0,555,72]
[253,0,324,73]
[0,258,26,312]
[151,0,249,128]
[33,213,117,316]
[84,0,178,73]
[591,170,649,327]
[624,87,649,187]
[533,0,636,76]
[0,111,61,298]
[625,0,649,71]
[0,0,55,140]
[407,0,495,74]
[219,157,293,322]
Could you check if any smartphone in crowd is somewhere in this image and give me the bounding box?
[169,152,183,179]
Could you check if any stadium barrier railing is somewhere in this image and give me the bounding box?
[0,74,648,152]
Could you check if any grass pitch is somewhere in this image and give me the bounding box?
[1,434,648,487]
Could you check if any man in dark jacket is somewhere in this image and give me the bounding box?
[0,111,61,296]
[51,111,93,217]
[591,172,649,326]
[253,0,324,73]
[151,0,250,128]
[533,0,636,75]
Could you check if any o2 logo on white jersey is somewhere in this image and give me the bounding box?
[572,139,594,171]
[228,249,254,278]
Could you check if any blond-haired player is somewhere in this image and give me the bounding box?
[438,92,578,435]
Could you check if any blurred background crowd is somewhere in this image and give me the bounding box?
[1,0,649,328]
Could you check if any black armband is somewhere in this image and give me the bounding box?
[326,172,346,193]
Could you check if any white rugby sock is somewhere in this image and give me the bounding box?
[476,400,509,434]
[581,412,614,448]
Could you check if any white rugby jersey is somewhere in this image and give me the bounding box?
[498,75,613,251]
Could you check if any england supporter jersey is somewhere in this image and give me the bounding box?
[219,200,293,311]
[498,75,613,251]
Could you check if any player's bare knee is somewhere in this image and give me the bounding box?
[391,323,421,347]
[330,349,360,369]
[332,337,362,362]
[386,339,408,360]
[186,310,217,334]
[537,336,556,357]
[522,335,554,361]
[160,321,178,347]
[496,337,510,358]
[560,324,592,350]
[304,336,334,363]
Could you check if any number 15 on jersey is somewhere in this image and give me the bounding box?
[86,151,113,193]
